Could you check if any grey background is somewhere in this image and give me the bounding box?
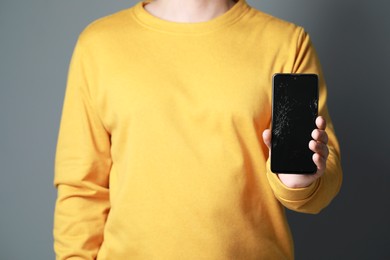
[1,0,389,259]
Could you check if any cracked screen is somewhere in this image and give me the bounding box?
[271,74,318,174]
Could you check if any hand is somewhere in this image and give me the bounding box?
[262,116,329,188]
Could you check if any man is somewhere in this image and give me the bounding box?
[53,0,342,259]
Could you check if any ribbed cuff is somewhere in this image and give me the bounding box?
[266,160,320,202]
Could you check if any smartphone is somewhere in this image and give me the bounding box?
[271,73,318,174]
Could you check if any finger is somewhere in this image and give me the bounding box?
[262,129,272,149]
[311,129,328,144]
[309,140,329,158]
[313,153,326,173]
[316,116,327,131]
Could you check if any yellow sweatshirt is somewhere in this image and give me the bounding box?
[53,0,342,259]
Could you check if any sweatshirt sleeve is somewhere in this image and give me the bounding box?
[53,34,112,259]
[266,28,343,214]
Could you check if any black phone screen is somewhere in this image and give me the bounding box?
[271,73,318,174]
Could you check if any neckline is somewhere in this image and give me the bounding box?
[131,0,250,34]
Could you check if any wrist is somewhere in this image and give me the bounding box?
[277,173,318,188]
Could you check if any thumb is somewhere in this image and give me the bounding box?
[262,129,272,150]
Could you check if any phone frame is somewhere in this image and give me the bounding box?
[270,73,319,174]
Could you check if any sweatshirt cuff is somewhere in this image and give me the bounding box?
[266,160,320,202]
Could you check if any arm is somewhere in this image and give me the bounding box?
[264,28,343,214]
[53,35,111,259]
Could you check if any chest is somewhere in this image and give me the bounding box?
[93,35,273,134]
